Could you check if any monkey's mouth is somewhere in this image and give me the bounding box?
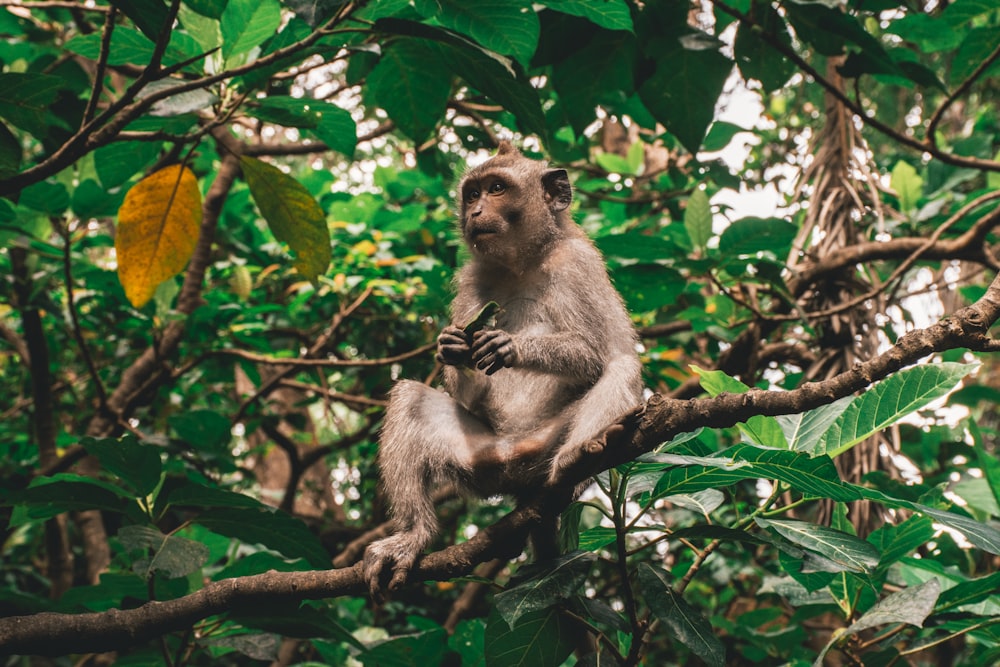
[468,225,501,241]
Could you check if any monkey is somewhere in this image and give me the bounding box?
[362,141,643,598]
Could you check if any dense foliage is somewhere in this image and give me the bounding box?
[2,0,1000,664]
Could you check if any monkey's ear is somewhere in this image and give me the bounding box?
[496,140,517,155]
[542,169,572,211]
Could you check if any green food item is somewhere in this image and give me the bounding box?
[462,301,501,335]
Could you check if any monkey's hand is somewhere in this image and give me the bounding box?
[436,325,472,367]
[362,534,421,602]
[471,328,516,375]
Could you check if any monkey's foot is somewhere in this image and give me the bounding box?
[546,407,644,486]
[362,534,421,602]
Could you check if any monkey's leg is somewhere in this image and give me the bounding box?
[363,380,497,599]
[548,356,643,485]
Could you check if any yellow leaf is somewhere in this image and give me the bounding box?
[116,165,202,307]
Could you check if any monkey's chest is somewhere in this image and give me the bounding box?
[476,370,580,434]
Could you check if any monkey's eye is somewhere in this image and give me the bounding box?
[488,181,506,195]
[465,188,481,203]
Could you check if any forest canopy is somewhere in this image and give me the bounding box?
[2,0,1000,665]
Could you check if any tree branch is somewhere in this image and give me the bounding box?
[5,269,1000,655]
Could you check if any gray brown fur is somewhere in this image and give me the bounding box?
[362,142,643,598]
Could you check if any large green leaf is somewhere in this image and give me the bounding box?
[813,579,940,667]
[756,518,880,574]
[718,216,797,258]
[638,564,724,667]
[117,525,209,579]
[414,0,539,67]
[857,486,1000,555]
[777,396,853,455]
[240,156,331,282]
[438,41,546,139]
[195,507,330,568]
[734,2,795,92]
[0,73,62,136]
[868,515,935,570]
[727,444,859,501]
[81,436,163,496]
[109,0,168,42]
[220,0,282,63]
[484,607,576,667]
[638,35,732,154]
[495,551,596,627]
[817,362,977,458]
[935,571,1000,613]
[367,39,453,143]
[546,0,634,32]
[683,187,712,252]
[551,31,636,134]
[9,475,137,526]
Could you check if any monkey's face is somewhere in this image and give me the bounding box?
[461,172,513,242]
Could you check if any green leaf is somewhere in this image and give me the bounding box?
[638,564,724,667]
[691,366,788,449]
[57,573,148,612]
[868,515,935,570]
[0,73,63,136]
[596,232,680,263]
[732,444,859,501]
[733,3,795,92]
[777,396,853,455]
[495,551,596,626]
[813,579,940,667]
[639,35,732,154]
[594,151,634,175]
[951,27,1000,87]
[117,525,210,579]
[684,187,712,251]
[81,436,163,496]
[935,571,1000,613]
[577,527,617,551]
[546,0,634,32]
[414,0,539,67]
[169,409,232,453]
[0,122,21,178]
[367,39,453,143]
[718,216,797,257]
[613,264,687,312]
[109,0,169,42]
[308,103,357,158]
[667,488,725,516]
[551,31,635,134]
[439,40,546,139]
[817,362,977,458]
[94,141,162,189]
[214,552,313,581]
[756,518,880,574]
[890,160,922,213]
[462,300,501,335]
[220,0,282,63]
[484,607,576,667]
[163,481,266,510]
[9,475,135,526]
[856,486,1000,555]
[240,156,332,281]
[195,506,330,567]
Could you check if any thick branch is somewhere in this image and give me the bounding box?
[5,271,999,654]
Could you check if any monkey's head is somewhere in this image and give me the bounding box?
[458,141,573,271]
